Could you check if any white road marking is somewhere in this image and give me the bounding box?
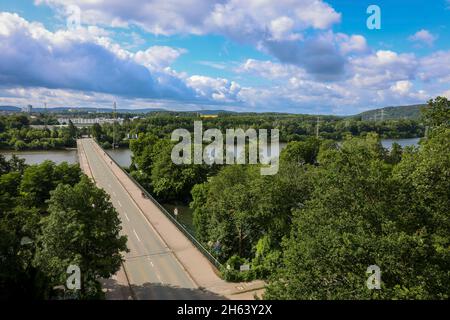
[124,213,130,221]
[117,200,122,207]
[156,273,164,284]
[133,229,141,242]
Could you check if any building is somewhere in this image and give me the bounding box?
[57,117,124,125]
[22,104,32,113]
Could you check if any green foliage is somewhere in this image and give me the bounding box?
[150,140,209,202]
[190,161,312,280]
[129,133,210,202]
[0,158,126,299]
[280,137,320,165]
[19,160,81,208]
[0,115,77,150]
[421,96,450,128]
[265,131,450,299]
[34,176,128,299]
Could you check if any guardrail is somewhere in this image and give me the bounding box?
[95,141,223,269]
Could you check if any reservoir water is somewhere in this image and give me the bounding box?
[0,149,78,164]
[0,137,421,166]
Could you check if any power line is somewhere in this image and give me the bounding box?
[316,116,320,139]
[113,101,117,150]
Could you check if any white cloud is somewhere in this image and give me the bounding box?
[0,12,240,104]
[337,34,368,54]
[186,75,241,102]
[349,50,418,89]
[36,0,342,78]
[390,80,413,95]
[409,29,437,46]
[37,0,340,36]
[236,59,306,80]
[134,46,187,71]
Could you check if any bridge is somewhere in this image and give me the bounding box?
[77,138,264,300]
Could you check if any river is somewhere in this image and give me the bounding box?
[0,137,421,236]
[0,138,421,166]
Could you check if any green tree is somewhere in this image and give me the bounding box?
[421,96,450,128]
[90,123,103,140]
[280,137,320,165]
[19,161,81,208]
[150,139,208,202]
[266,132,449,299]
[34,176,128,299]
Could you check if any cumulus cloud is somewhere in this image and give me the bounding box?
[36,0,342,79]
[336,34,368,55]
[349,50,418,89]
[409,29,437,46]
[262,32,348,81]
[390,80,413,95]
[0,12,198,101]
[186,75,241,102]
[37,0,340,37]
[235,59,306,80]
[134,46,187,71]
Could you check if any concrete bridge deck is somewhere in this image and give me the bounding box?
[77,138,264,300]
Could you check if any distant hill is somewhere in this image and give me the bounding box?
[0,106,21,112]
[0,105,236,114]
[1,104,426,119]
[355,104,425,121]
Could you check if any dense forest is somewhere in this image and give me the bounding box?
[356,104,424,121]
[0,97,448,299]
[0,114,79,150]
[126,97,449,299]
[95,113,424,148]
[0,157,127,299]
[0,106,425,152]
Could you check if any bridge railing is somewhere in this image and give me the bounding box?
[95,141,223,269]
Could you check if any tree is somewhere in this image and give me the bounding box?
[266,133,449,299]
[280,137,320,165]
[191,161,312,277]
[34,176,128,299]
[90,123,103,140]
[150,139,209,202]
[421,96,450,128]
[19,161,81,208]
[68,120,78,139]
[385,142,403,164]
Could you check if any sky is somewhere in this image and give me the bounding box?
[0,0,449,114]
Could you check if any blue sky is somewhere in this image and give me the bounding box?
[0,0,449,114]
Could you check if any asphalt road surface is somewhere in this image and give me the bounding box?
[80,139,205,299]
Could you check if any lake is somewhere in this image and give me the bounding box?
[0,137,421,166]
[0,137,420,175]
[381,137,421,149]
[0,149,78,165]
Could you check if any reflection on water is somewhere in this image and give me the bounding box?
[0,150,78,165]
[106,148,133,167]
[381,137,421,149]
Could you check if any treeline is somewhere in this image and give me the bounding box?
[93,113,424,150]
[0,157,127,299]
[0,115,79,150]
[129,97,449,299]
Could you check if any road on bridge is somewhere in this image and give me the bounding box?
[79,138,216,299]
